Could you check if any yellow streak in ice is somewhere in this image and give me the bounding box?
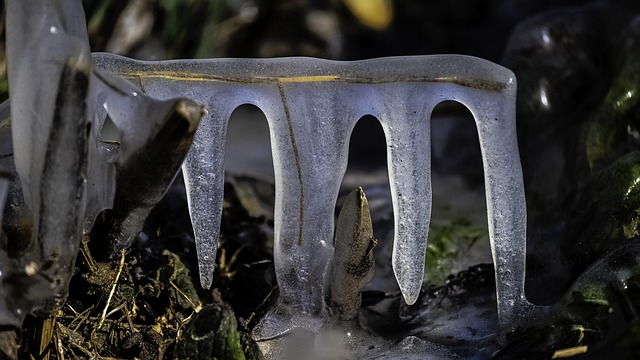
[278,75,339,83]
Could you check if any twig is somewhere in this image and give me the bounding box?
[80,239,98,273]
[98,249,125,330]
[71,304,95,331]
[68,341,95,359]
[169,281,201,313]
[122,303,135,333]
[53,325,65,360]
[65,303,79,316]
[39,316,56,360]
[105,302,126,319]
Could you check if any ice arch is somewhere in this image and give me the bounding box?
[225,104,274,180]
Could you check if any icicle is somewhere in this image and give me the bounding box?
[93,53,531,336]
[0,177,8,235]
[6,0,91,210]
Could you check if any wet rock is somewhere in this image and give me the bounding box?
[502,5,640,305]
[502,4,622,213]
[496,239,640,359]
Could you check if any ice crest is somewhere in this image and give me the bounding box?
[92,52,531,337]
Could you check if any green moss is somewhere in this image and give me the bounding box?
[173,295,248,360]
[424,218,487,284]
[572,152,640,261]
[156,250,202,312]
[576,284,609,306]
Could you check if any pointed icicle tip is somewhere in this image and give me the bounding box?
[393,258,423,306]
[198,257,215,290]
[399,284,420,306]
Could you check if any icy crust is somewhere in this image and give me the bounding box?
[92,53,514,90]
[93,53,530,337]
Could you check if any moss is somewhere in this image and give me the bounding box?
[173,293,248,360]
[575,285,609,307]
[570,152,640,268]
[156,250,202,312]
[424,218,487,284]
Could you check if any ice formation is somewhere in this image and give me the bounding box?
[0,0,203,327]
[2,0,531,345]
[4,0,92,326]
[92,51,530,337]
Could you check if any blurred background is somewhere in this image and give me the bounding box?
[0,0,637,93]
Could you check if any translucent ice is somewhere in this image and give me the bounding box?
[86,69,204,252]
[2,0,531,344]
[6,0,91,210]
[0,104,10,227]
[93,52,530,336]
[0,0,204,327]
[0,176,7,239]
[6,0,92,319]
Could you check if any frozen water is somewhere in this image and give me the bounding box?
[93,52,531,337]
[2,0,532,347]
[86,68,204,251]
[5,0,91,321]
[6,0,91,211]
[0,0,204,326]
[0,177,7,235]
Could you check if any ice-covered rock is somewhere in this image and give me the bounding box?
[87,69,204,253]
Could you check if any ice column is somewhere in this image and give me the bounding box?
[93,53,529,335]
